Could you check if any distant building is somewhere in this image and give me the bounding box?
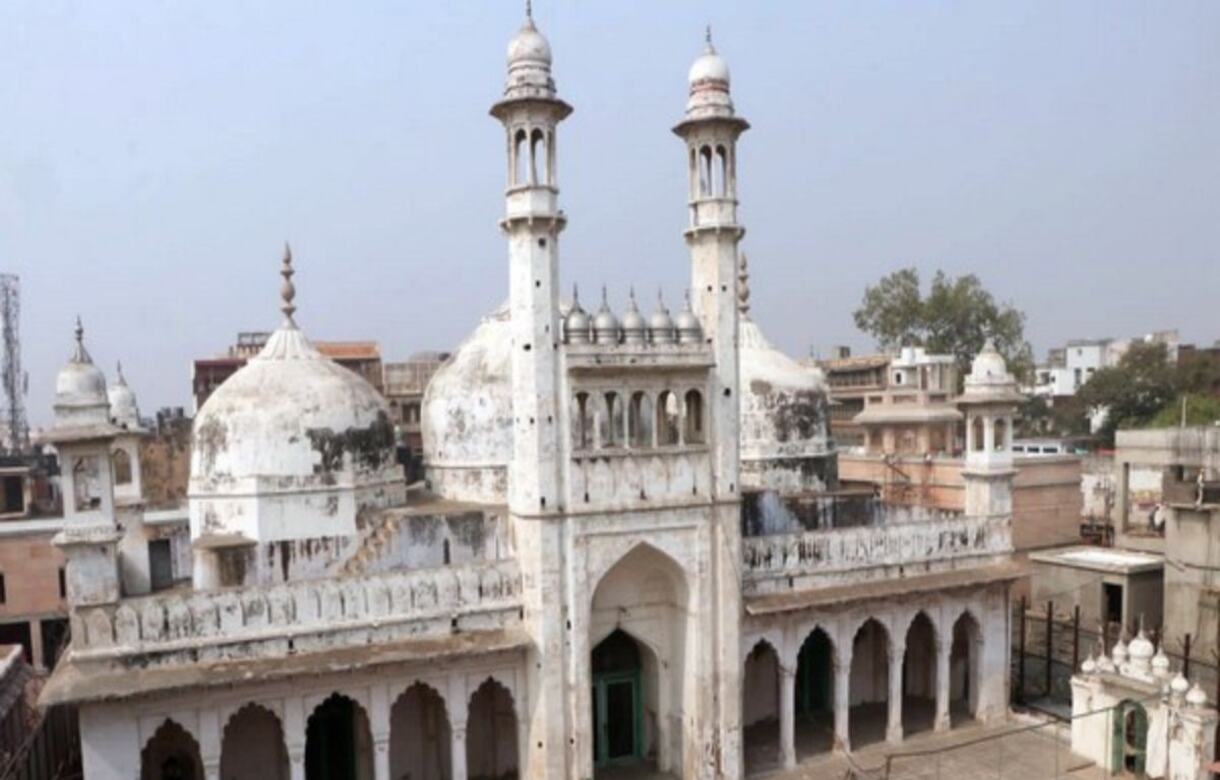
[192,331,384,411]
[853,346,961,456]
[1029,330,1180,400]
[383,351,449,457]
[814,347,889,448]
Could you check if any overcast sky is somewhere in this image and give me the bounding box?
[2,1,1217,425]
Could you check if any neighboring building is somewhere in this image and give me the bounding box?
[1029,546,1163,639]
[814,348,889,448]
[384,351,449,457]
[43,16,1022,780]
[1029,330,1181,401]
[192,332,384,411]
[836,344,1083,553]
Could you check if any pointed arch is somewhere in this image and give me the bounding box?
[849,618,891,749]
[306,693,373,780]
[902,611,937,736]
[390,682,450,780]
[950,610,983,725]
[468,677,518,779]
[743,638,781,771]
[794,625,836,759]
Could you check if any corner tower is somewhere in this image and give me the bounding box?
[673,29,748,499]
[958,341,1024,517]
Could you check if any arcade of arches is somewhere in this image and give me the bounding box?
[741,591,1003,775]
[137,674,521,780]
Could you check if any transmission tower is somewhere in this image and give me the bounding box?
[0,275,28,454]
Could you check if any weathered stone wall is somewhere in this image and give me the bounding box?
[139,421,191,508]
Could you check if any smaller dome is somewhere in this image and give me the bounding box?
[508,18,552,67]
[1171,672,1191,695]
[1080,654,1096,674]
[688,50,729,86]
[108,362,141,430]
[53,318,111,429]
[969,339,1009,381]
[593,288,620,345]
[675,292,703,344]
[1111,638,1128,665]
[649,291,676,345]
[1187,682,1208,707]
[1152,646,1171,677]
[1129,630,1154,661]
[564,287,592,344]
[621,289,646,345]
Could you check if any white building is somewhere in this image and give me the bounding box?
[41,12,1022,780]
[1030,331,1181,400]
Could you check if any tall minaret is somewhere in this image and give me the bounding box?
[673,28,748,500]
[490,1,570,517]
[673,29,748,778]
[489,7,571,778]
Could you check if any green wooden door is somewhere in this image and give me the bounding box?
[1112,700,1147,776]
[593,670,642,767]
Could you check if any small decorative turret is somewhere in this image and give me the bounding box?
[650,290,676,345]
[675,290,703,345]
[593,287,620,345]
[1111,635,1129,668]
[738,253,750,316]
[564,285,591,344]
[621,288,646,345]
[1151,644,1171,679]
[1187,681,1209,708]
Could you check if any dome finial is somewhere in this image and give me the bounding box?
[525,0,533,20]
[71,316,92,364]
[705,24,715,53]
[115,360,127,386]
[572,283,580,307]
[281,242,297,326]
[738,253,750,316]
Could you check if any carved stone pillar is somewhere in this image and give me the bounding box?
[451,718,469,780]
[198,708,221,780]
[369,683,392,780]
[833,656,851,752]
[935,638,951,732]
[779,663,796,769]
[886,643,904,744]
[283,696,307,780]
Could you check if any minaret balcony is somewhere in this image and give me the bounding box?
[687,198,740,231]
[505,185,559,222]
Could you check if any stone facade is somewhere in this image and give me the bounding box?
[41,12,1024,780]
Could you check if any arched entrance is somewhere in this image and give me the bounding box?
[742,640,780,773]
[588,543,689,776]
[468,678,518,780]
[950,612,982,726]
[849,618,890,749]
[141,719,203,780]
[390,683,450,780]
[306,693,373,780]
[221,704,289,780]
[1113,700,1147,775]
[794,627,835,759]
[902,612,937,736]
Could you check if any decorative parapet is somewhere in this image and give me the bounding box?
[69,559,521,668]
[743,513,1012,593]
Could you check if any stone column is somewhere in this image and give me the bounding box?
[833,656,851,752]
[198,708,221,780]
[369,684,391,780]
[283,696,307,780]
[779,662,796,770]
[886,643,904,744]
[935,638,951,732]
[451,714,469,780]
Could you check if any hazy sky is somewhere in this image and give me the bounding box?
[2,2,1217,425]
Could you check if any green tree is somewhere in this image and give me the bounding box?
[853,268,1032,382]
[1076,342,1178,445]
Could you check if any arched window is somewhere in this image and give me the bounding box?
[689,147,699,199]
[971,417,985,452]
[994,418,1007,451]
[699,146,714,197]
[546,130,556,186]
[72,456,100,512]
[683,390,704,444]
[600,392,622,448]
[628,392,654,448]
[657,391,680,446]
[530,128,545,186]
[513,128,528,187]
[112,448,132,486]
[574,392,592,450]
[714,145,728,197]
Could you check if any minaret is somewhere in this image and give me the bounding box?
[673,27,748,500]
[490,2,571,516]
[489,7,571,778]
[958,340,1024,517]
[672,29,748,778]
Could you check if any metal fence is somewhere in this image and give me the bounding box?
[0,705,80,780]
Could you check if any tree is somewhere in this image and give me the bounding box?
[1075,342,1178,445]
[853,268,1032,382]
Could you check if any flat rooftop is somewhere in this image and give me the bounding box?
[1029,545,1163,574]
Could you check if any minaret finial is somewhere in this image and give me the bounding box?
[572,283,580,307]
[738,253,750,316]
[71,316,91,364]
[526,0,533,20]
[705,25,715,53]
[116,360,126,384]
[280,242,297,326]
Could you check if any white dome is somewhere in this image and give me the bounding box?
[508,20,552,67]
[190,323,403,542]
[739,317,834,492]
[960,338,1024,406]
[53,320,111,429]
[1171,673,1191,694]
[688,50,729,86]
[107,364,141,430]
[422,305,513,503]
[1187,682,1208,707]
[1128,630,1155,661]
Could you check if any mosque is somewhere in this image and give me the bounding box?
[40,8,1023,779]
